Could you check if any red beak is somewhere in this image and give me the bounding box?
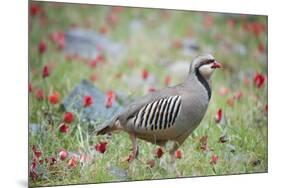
[211,61,222,69]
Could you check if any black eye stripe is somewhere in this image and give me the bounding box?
[197,59,215,69]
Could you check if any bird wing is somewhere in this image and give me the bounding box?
[118,84,184,132]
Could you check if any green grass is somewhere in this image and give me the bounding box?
[29,1,267,187]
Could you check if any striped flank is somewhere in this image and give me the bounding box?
[132,96,182,130]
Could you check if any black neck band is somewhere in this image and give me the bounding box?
[195,67,211,100]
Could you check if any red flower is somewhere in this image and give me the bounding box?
[172,39,182,49]
[96,54,105,62]
[99,25,108,34]
[59,149,68,161]
[68,157,78,168]
[142,69,149,80]
[175,149,182,159]
[203,15,214,29]
[219,86,229,96]
[59,123,69,133]
[90,74,98,82]
[215,109,222,123]
[264,104,268,113]
[107,12,118,26]
[83,95,93,107]
[105,90,116,108]
[38,40,47,54]
[28,83,33,93]
[95,141,108,154]
[227,97,234,107]
[254,73,266,88]
[89,59,98,68]
[80,153,91,163]
[164,75,171,86]
[49,31,65,49]
[35,89,44,100]
[234,91,243,100]
[199,135,208,151]
[48,91,60,105]
[30,4,40,16]
[155,147,164,158]
[258,43,265,54]
[146,159,156,168]
[42,65,50,78]
[32,145,42,159]
[210,154,219,165]
[148,87,156,93]
[63,112,74,123]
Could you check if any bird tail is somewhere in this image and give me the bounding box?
[95,117,121,135]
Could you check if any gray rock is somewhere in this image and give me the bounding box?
[107,165,129,181]
[29,123,40,135]
[64,28,126,59]
[181,38,200,57]
[62,80,123,124]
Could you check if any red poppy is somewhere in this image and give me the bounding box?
[99,25,108,34]
[234,91,243,100]
[59,123,69,133]
[90,74,98,82]
[28,83,33,93]
[164,75,171,86]
[63,112,74,123]
[35,89,44,100]
[258,43,265,54]
[32,145,42,159]
[254,73,266,88]
[105,90,116,108]
[38,40,47,54]
[175,149,182,159]
[48,91,60,105]
[49,31,65,49]
[80,154,91,163]
[172,39,182,49]
[96,54,105,62]
[146,159,155,168]
[142,69,149,80]
[264,104,268,113]
[128,59,135,68]
[219,86,229,96]
[107,12,118,26]
[227,97,234,107]
[203,15,214,29]
[42,65,50,78]
[68,157,78,168]
[59,149,68,161]
[95,141,108,154]
[215,109,222,123]
[199,135,208,151]
[83,95,93,107]
[30,4,40,16]
[155,147,164,158]
[89,59,98,68]
[210,154,219,165]
[148,87,156,93]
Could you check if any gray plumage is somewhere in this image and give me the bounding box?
[96,54,222,160]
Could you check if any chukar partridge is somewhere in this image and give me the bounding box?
[96,54,222,161]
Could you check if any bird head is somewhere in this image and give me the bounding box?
[189,54,222,80]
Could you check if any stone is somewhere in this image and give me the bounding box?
[107,165,129,181]
[64,28,126,60]
[181,38,200,57]
[62,80,123,125]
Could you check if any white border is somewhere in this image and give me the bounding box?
[1,0,280,188]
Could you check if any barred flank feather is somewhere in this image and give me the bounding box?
[132,95,182,130]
